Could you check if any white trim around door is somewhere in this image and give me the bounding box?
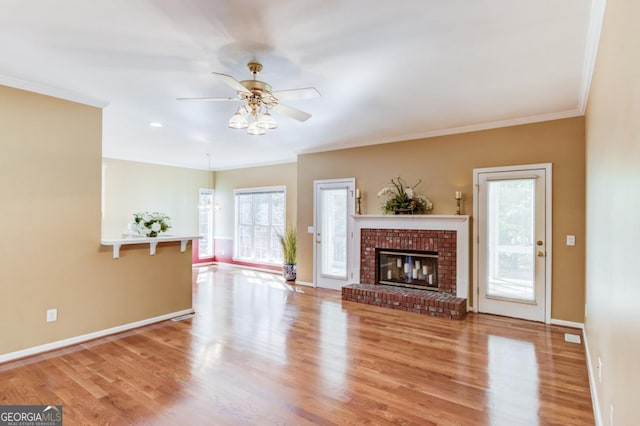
[473,163,552,323]
[313,178,356,290]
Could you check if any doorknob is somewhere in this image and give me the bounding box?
[536,240,543,246]
[537,251,545,257]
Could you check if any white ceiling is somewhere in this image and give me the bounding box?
[0,0,603,170]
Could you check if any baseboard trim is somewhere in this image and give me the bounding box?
[547,318,601,424]
[0,308,194,364]
[583,328,603,426]
[192,261,215,267]
[202,262,315,287]
[209,261,281,275]
[550,319,584,329]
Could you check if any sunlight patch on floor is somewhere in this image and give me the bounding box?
[488,335,539,424]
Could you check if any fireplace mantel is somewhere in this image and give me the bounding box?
[352,215,470,304]
[353,214,469,223]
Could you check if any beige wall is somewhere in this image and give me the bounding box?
[585,0,639,424]
[213,162,297,239]
[102,158,211,237]
[297,117,586,322]
[0,85,192,356]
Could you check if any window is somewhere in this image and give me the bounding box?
[235,187,285,264]
[198,188,214,259]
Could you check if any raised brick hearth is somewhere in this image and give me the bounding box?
[342,283,467,320]
[348,215,470,319]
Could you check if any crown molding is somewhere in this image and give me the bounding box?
[0,74,108,108]
[299,108,585,157]
[578,0,608,113]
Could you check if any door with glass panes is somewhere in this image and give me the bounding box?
[476,165,550,322]
[313,179,355,290]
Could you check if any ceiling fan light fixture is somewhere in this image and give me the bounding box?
[247,121,267,135]
[179,62,319,134]
[228,111,248,129]
[256,111,277,130]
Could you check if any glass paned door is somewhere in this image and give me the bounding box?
[476,166,549,322]
[486,179,535,301]
[320,188,348,279]
[314,179,355,290]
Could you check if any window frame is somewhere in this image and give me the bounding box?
[197,188,215,259]
[233,185,286,265]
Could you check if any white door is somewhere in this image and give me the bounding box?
[314,179,355,290]
[475,164,551,322]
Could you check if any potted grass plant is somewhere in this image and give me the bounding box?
[278,226,297,281]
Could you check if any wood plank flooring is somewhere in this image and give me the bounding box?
[0,265,594,425]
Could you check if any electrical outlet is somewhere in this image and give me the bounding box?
[46,308,57,323]
[566,235,576,246]
[610,404,614,426]
[598,357,602,384]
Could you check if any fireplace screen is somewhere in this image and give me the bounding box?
[376,249,438,290]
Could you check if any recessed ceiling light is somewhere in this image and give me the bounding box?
[149,122,163,128]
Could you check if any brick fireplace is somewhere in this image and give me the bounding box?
[361,228,457,295]
[342,215,470,319]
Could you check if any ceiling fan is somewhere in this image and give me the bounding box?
[177,62,320,135]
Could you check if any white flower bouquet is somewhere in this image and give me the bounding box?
[129,211,171,237]
[377,177,433,214]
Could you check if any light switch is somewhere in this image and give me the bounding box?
[566,235,576,246]
[307,226,314,234]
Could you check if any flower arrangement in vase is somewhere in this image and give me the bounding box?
[129,211,171,237]
[377,177,433,214]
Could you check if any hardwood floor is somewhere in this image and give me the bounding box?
[0,265,594,425]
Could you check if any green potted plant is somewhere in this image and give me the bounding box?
[278,226,297,281]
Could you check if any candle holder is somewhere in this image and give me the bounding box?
[455,191,463,215]
[356,191,362,215]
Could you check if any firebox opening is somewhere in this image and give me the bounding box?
[376,248,438,291]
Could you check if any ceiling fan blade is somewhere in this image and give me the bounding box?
[212,72,251,94]
[272,87,321,102]
[176,96,240,101]
[272,103,312,122]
